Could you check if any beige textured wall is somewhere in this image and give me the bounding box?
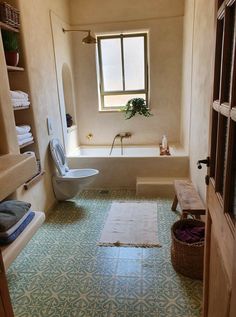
[12,0,70,211]
[70,0,184,145]
[69,0,185,25]
[50,12,79,154]
[180,0,195,152]
[186,0,216,200]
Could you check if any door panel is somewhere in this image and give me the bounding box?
[207,227,231,317]
[0,252,14,317]
[207,182,234,279]
[204,0,236,316]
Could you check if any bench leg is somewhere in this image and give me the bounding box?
[171,195,178,211]
[181,212,188,219]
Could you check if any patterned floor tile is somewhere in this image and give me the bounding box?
[7,189,202,317]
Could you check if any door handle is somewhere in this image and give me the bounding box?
[197,157,210,169]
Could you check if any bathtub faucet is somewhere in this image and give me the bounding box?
[117,132,132,139]
[109,132,132,156]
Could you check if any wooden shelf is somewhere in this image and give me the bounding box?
[13,105,30,111]
[24,171,45,190]
[19,140,34,149]
[1,211,45,270]
[7,65,24,72]
[0,21,19,33]
[0,154,37,201]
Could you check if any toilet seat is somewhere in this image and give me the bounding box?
[49,138,99,200]
[55,169,99,181]
[50,138,69,176]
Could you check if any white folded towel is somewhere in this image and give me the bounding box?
[12,101,30,108]
[10,90,29,100]
[17,133,32,141]
[18,136,34,146]
[12,97,29,102]
[16,125,31,135]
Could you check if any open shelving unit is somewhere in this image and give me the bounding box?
[0,11,44,186]
[0,5,46,316]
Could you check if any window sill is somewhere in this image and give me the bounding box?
[98,109,123,113]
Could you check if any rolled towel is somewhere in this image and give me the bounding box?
[10,90,29,100]
[12,100,30,108]
[17,132,32,142]
[16,125,31,135]
[18,136,34,146]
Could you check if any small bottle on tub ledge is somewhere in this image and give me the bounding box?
[160,135,171,156]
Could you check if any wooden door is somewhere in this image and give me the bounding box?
[203,0,236,316]
[0,251,14,317]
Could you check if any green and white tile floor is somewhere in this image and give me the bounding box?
[8,190,202,317]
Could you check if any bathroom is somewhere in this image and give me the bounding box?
[0,0,235,316]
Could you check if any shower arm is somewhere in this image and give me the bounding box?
[62,28,91,33]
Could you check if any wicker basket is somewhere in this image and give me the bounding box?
[171,219,205,280]
[0,2,20,29]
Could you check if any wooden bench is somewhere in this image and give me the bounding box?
[171,180,205,219]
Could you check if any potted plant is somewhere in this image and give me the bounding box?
[2,30,19,67]
[122,98,153,119]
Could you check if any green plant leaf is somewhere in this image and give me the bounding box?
[122,98,153,119]
[2,30,19,51]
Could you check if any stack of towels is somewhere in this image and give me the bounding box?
[16,125,34,146]
[0,200,35,245]
[10,90,30,109]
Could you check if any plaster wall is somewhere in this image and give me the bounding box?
[180,0,195,152]
[69,0,185,25]
[70,0,184,145]
[12,0,70,211]
[186,0,216,200]
[50,12,79,154]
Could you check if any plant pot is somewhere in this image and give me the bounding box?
[4,51,19,67]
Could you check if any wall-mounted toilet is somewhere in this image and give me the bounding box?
[50,138,99,200]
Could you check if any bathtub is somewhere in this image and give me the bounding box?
[69,145,187,157]
[68,145,189,189]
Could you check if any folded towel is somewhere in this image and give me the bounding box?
[175,226,205,244]
[12,101,30,108]
[0,212,35,245]
[10,90,29,100]
[16,125,31,135]
[12,97,29,103]
[18,136,34,146]
[17,132,32,141]
[0,200,31,233]
[0,209,31,238]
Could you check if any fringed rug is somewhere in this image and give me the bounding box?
[98,202,161,247]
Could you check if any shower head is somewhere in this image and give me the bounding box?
[62,28,97,44]
[82,31,97,44]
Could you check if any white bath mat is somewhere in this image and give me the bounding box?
[98,202,161,247]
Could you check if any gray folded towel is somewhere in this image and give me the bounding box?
[0,200,31,233]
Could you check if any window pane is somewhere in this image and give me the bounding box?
[123,36,145,90]
[104,94,146,108]
[100,38,123,91]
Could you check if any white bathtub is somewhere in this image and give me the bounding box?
[69,145,185,157]
[68,145,189,189]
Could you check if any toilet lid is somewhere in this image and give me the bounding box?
[49,138,69,176]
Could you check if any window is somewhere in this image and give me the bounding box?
[96,33,149,111]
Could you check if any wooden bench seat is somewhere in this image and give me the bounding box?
[171,180,205,219]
